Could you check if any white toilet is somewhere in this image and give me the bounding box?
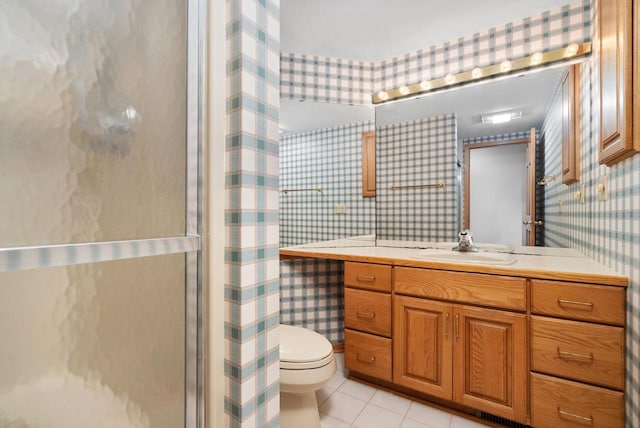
[279,324,336,428]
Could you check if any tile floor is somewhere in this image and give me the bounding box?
[317,354,491,428]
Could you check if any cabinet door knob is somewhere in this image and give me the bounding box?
[455,314,459,339]
[444,313,449,338]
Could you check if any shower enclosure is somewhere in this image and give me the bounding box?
[0,0,204,426]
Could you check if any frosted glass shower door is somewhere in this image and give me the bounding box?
[0,1,202,427]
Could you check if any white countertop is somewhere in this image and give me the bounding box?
[280,237,627,286]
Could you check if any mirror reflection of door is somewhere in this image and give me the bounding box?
[464,131,535,246]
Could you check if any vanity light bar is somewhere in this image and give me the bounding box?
[372,42,592,104]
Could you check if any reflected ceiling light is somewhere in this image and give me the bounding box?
[531,52,544,65]
[481,110,522,124]
[371,42,591,104]
[420,81,431,90]
[377,91,389,101]
[565,43,579,57]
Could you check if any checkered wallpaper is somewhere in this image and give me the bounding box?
[279,121,376,247]
[280,55,374,105]
[376,114,459,241]
[280,259,345,343]
[279,120,375,343]
[225,0,280,426]
[281,0,592,105]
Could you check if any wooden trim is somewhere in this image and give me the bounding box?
[332,343,344,353]
[561,65,580,184]
[463,137,530,230]
[527,128,536,245]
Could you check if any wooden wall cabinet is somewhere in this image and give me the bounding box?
[598,0,639,166]
[561,65,580,184]
[361,131,376,198]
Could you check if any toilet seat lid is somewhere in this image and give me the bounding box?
[279,324,333,364]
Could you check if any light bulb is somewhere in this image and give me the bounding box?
[420,81,432,90]
[500,60,512,72]
[399,85,410,95]
[444,74,456,84]
[531,52,544,65]
[471,67,482,78]
[565,43,579,57]
[377,91,389,101]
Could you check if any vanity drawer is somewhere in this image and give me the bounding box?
[345,288,391,337]
[531,279,625,325]
[394,267,526,311]
[345,262,392,292]
[345,329,392,382]
[531,316,624,390]
[531,373,623,428]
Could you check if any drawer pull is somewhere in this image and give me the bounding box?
[557,348,594,361]
[356,310,375,319]
[557,407,593,424]
[356,353,376,364]
[557,298,594,309]
[356,275,376,282]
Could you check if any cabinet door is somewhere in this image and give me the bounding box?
[453,305,527,424]
[393,296,452,399]
[561,65,579,184]
[598,0,636,165]
[362,131,376,198]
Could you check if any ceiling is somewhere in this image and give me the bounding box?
[280,1,576,137]
[281,0,575,61]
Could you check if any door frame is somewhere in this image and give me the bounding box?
[463,136,531,234]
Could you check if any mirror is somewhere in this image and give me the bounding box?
[279,99,375,247]
[374,65,570,248]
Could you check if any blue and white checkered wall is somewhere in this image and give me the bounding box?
[279,121,375,247]
[281,0,592,105]
[279,121,375,343]
[376,114,459,242]
[225,0,280,426]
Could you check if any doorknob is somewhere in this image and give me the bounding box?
[523,220,544,226]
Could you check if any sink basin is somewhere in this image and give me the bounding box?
[412,249,517,265]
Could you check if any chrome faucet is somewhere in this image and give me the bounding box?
[454,230,479,252]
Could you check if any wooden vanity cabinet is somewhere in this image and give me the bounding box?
[344,262,392,382]
[393,268,528,424]
[340,262,626,427]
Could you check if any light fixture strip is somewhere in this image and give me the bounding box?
[372,42,591,104]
